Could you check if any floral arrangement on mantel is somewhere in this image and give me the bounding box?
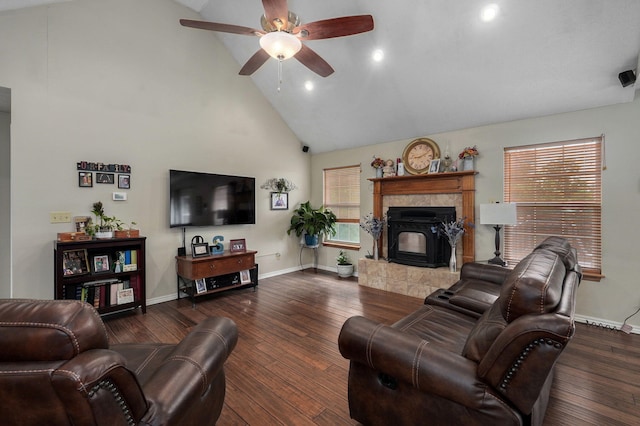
[459,145,479,159]
[370,157,385,169]
[260,178,297,193]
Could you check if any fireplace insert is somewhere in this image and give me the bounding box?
[387,206,455,267]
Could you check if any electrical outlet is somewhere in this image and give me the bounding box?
[50,211,72,223]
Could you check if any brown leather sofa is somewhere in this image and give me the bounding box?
[0,299,237,426]
[339,237,581,426]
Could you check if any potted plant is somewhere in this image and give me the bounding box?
[287,201,337,247]
[114,221,139,238]
[336,250,354,278]
[89,202,117,239]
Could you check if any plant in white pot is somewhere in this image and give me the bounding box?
[336,250,354,278]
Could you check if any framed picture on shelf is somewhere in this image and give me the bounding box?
[118,174,130,189]
[74,216,91,233]
[96,173,115,184]
[191,243,209,258]
[92,255,110,273]
[239,269,251,284]
[78,172,93,188]
[428,159,441,174]
[270,192,288,210]
[62,249,89,276]
[195,278,207,294]
[230,239,246,253]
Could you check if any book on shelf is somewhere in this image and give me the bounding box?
[114,249,138,272]
[117,287,134,305]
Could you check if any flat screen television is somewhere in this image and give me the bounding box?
[169,169,256,227]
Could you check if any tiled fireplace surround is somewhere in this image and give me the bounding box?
[358,171,477,298]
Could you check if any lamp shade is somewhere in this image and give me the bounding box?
[480,203,517,225]
[259,31,302,60]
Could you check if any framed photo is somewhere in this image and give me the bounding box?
[428,159,441,174]
[239,269,251,284]
[270,192,288,210]
[62,249,89,276]
[96,173,115,184]
[191,242,210,258]
[118,174,130,189]
[78,172,93,188]
[93,255,110,273]
[195,278,207,294]
[74,216,91,233]
[230,239,246,253]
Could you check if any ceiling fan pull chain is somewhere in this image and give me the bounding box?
[277,59,283,92]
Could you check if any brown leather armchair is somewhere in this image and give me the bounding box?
[339,238,581,426]
[0,299,237,426]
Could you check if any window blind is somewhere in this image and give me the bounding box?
[324,165,361,244]
[503,137,602,278]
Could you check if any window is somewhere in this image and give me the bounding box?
[503,137,602,280]
[323,165,361,247]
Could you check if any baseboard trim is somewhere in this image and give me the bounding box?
[574,314,639,335]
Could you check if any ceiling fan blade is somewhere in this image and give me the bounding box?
[180,19,263,36]
[294,15,374,40]
[294,44,334,77]
[262,0,289,30]
[239,49,271,75]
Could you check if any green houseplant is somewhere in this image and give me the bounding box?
[336,250,354,278]
[287,201,337,247]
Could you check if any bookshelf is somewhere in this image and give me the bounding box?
[54,237,146,316]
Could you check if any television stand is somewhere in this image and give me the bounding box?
[175,250,257,307]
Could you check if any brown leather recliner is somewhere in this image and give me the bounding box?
[0,299,237,426]
[339,237,581,426]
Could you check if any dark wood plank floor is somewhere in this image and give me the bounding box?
[104,270,640,425]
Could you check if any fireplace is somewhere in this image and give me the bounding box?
[387,206,456,268]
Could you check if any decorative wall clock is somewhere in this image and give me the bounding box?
[402,138,441,175]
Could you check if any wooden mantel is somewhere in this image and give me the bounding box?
[369,171,477,264]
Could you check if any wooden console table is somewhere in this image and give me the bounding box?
[176,250,258,306]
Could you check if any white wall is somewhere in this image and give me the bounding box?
[0,0,310,302]
[312,96,640,329]
[0,110,9,298]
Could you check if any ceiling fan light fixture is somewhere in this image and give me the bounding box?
[259,31,302,60]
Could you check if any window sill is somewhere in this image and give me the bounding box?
[323,241,360,251]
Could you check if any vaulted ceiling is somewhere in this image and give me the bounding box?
[2,0,639,153]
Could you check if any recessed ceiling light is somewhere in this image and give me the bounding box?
[480,4,499,22]
[372,49,384,62]
[305,81,314,91]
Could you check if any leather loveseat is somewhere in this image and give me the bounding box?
[339,237,581,426]
[0,299,237,426]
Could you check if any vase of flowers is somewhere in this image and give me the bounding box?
[371,156,384,178]
[459,146,479,171]
[360,213,386,260]
[435,217,473,272]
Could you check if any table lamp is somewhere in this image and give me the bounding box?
[480,202,517,266]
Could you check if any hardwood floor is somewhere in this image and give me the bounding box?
[104,270,640,425]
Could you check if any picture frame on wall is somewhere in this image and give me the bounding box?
[96,173,115,184]
[230,239,246,253]
[270,192,288,210]
[79,172,93,187]
[118,174,130,189]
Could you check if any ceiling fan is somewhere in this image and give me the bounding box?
[180,0,374,77]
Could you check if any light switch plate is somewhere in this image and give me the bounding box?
[50,211,72,223]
